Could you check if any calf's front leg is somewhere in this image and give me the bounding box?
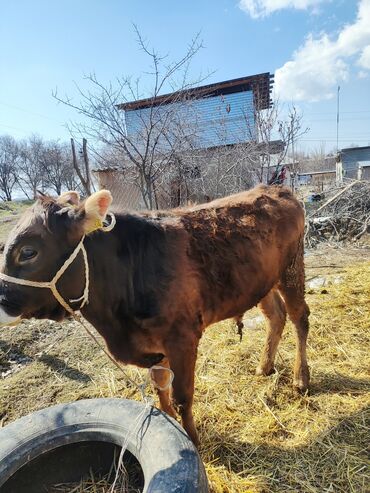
[150,356,177,419]
[166,334,199,447]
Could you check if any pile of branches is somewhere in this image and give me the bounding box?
[305,180,370,247]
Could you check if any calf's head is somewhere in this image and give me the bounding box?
[0,190,112,325]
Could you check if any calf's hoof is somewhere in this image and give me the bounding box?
[293,367,310,393]
[293,379,309,394]
[256,365,275,377]
[186,427,200,449]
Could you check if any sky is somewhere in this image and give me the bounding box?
[1,0,369,154]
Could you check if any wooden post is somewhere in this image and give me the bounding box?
[70,138,92,196]
[336,159,343,184]
[82,138,92,195]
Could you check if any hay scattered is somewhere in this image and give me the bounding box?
[48,470,140,493]
[48,475,126,493]
[1,253,369,493]
[195,261,370,492]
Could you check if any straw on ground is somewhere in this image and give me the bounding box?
[0,252,369,493]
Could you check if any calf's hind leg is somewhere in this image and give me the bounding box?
[278,245,310,392]
[256,289,287,377]
[279,285,310,392]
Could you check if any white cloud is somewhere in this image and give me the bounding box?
[358,69,369,78]
[358,45,370,68]
[238,0,327,19]
[275,0,370,102]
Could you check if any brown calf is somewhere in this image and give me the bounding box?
[0,185,309,445]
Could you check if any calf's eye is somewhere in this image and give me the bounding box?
[19,246,38,262]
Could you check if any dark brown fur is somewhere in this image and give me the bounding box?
[0,185,310,445]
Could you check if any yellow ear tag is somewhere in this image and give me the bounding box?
[86,218,103,234]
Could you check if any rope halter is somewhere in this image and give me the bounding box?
[0,210,175,404]
[0,212,116,316]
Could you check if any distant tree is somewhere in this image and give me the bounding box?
[309,144,328,172]
[18,135,45,199]
[41,140,81,196]
[0,135,19,201]
[41,140,69,195]
[62,153,81,192]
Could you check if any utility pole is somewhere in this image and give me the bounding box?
[336,85,340,153]
[336,85,343,183]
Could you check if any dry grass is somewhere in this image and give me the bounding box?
[48,462,142,493]
[0,201,31,244]
[196,260,370,492]
[0,252,369,492]
[48,474,139,493]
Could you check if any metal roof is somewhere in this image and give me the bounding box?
[341,145,370,152]
[117,72,274,112]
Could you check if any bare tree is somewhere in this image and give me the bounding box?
[245,96,309,184]
[41,140,70,195]
[18,135,45,199]
[54,28,208,209]
[308,143,329,172]
[277,105,309,190]
[62,154,82,192]
[0,135,19,201]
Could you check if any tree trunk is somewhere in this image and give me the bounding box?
[145,175,154,209]
[82,138,92,195]
[71,138,92,196]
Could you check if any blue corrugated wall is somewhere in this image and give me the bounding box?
[124,90,255,149]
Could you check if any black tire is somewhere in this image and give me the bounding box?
[0,398,208,492]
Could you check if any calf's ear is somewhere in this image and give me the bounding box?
[57,191,80,206]
[82,190,113,234]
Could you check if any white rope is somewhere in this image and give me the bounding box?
[149,365,175,391]
[109,395,153,493]
[102,212,116,232]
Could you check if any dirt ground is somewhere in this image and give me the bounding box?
[0,205,369,492]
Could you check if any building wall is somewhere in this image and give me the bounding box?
[361,166,370,180]
[125,90,255,150]
[94,170,146,210]
[95,144,263,210]
[341,147,370,179]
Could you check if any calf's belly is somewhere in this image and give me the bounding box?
[204,281,275,326]
[200,253,282,326]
